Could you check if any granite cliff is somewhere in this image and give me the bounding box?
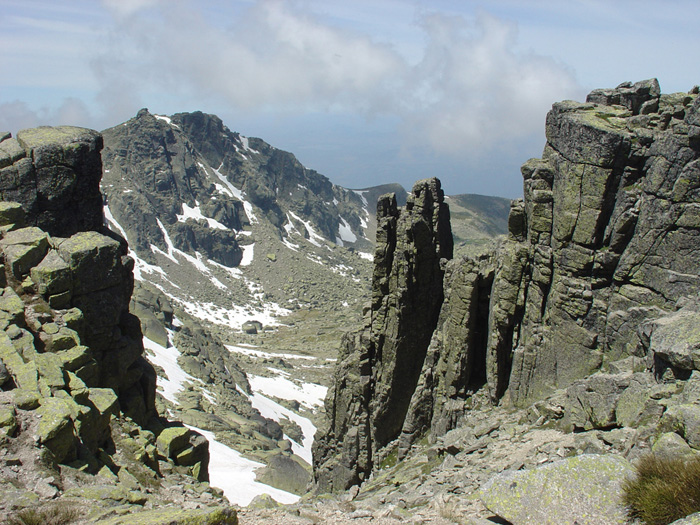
[0,127,236,524]
[313,79,700,510]
[313,178,453,491]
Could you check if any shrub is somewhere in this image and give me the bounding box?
[623,452,700,525]
[4,502,82,525]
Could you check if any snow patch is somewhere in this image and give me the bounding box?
[142,333,195,405]
[240,136,260,154]
[225,345,316,361]
[248,374,326,410]
[353,189,369,207]
[288,211,325,247]
[154,114,181,130]
[337,217,357,244]
[281,238,300,252]
[239,243,254,266]
[185,425,299,506]
[172,295,290,331]
[104,205,177,285]
[242,388,317,465]
[177,202,228,230]
[358,251,374,261]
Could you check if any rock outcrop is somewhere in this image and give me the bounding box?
[315,80,700,495]
[313,177,452,492]
[0,127,154,428]
[0,127,104,237]
[0,128,232,521]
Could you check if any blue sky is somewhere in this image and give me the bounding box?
[1,0,699,197]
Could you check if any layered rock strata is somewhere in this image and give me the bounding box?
[315,80,700,492]
[313,178,452,492]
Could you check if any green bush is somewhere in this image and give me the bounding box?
[623,452,700,525]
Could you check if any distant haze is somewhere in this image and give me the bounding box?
[2,0,699,198]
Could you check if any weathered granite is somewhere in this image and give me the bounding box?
[313,177,452,492]
[479,454,633,525]
[0,127,225,520]
[1,126,104,237]
[315,80,700,494]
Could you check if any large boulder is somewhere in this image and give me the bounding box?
[479,454,633,525]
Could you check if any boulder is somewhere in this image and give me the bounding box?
[30,250,71,298]
[254,454,311,495]
[0,288,25,327]
[12,126,104,237]
[156,426,191,459]
[0,404,17,436]
[479,454,633,525]
[35,397,77,463]
[0,201,25,228]
[649,307,700,373]
[0,226,49,277]
[659,404,700,449]
[242,321,262,334]
[652,432,698,460]
[56,232,124,295]
[672,512,700,525]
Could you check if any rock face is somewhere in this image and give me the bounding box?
[313,178,453,492]
[101,109,375,266]
[0,127,231,521]
[498,79,700,405]
[0,127,104,236]
[314,80,700,493]
[0,128,154,426]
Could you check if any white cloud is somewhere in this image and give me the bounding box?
[101,0,161,17]
[399,12,581,156]
[90,1,580,160]
[96,0,404,110]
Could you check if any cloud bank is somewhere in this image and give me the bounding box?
[90,0,581,159]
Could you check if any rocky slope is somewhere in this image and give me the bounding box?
[0,127,236,524]
[99,109,382,503]
[312,79,700,523]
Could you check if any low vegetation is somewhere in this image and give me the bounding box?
[623,453,700,524]
[5,502,82,525]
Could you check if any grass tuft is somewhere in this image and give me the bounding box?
[4,502,82,525]
[623,453,700,525]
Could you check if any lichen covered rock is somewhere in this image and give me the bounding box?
[479,454,633,525]
[313,177,452,492]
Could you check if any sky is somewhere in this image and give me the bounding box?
[1,1,699,198]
